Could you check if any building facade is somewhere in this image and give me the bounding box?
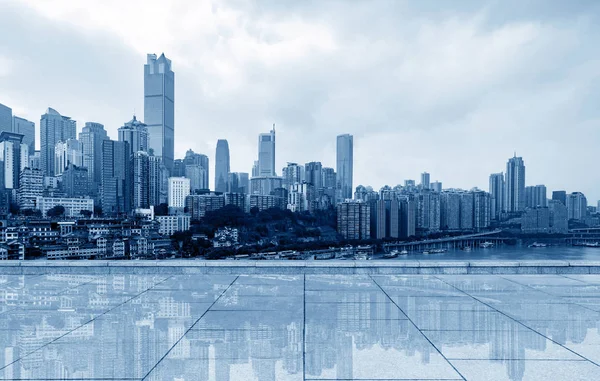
[337,201,370,240]
[215,139,230,193]
[11,116,35,155]
[40,108,76,177]
[505,155,526,213]
[257,127,276,177]
[168,177,190,209]
[489,172,505,219]
[336,134,353,202]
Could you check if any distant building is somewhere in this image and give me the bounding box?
[149,154,168,206]
[305,162,323,190]
[144,53,175,173]
[186,164,208,193]
[521,207,550,233]
[79,122,108,193]
[61,164,89,198]
[337,201,370,240]
[156,214,190,236]
[18,168,43,209]
[250,176,283,196]
[12,116,35,154]
[29,151,41,170]
[257,126,276,177]
[168,177,190,209]
[430,181,442,193]
[35,196,94,217]
[473,190,491,231]
[525,185,547,208]
[566,192,587,221]
[336,134,353,202]
[224,192,247,212]
[101,140,130,215]
[0,103,11,134]
[440,191,461,230]
[215,139,230,193]
[131,151,150,209]
[549,200,568,233]
[227,172,249,194]
[287,182,315,213]
[183,150,209,191]
[459,192,474,230]
[249,194,285,211]
[417,191,440,233]
[421,172,430,190]
[505,155,526,212]
[213,227,239,248]
[489,173,505,219]
[321,167,336,200]
[0,132,28,190]
[552,190,567,206]
[41,108,76,177]
[54,139,82,176]
[282,162,303,191]
[185,193,225,219]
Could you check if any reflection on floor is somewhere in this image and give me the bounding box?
[1,273,600,380]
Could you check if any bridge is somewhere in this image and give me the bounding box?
[382,229,508,253]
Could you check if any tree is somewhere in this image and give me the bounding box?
[9,202,20,215]
[47,205,65,218]
[94,205,103,217]
[80,210,93,218]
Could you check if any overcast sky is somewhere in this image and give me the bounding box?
[1,0,599,200]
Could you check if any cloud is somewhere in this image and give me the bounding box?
[2,0,600,200]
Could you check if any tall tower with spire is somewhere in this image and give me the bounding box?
[257,124,276,177]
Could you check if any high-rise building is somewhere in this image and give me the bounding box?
[183,150,209,190]
[144,53,175,173]
[228,172,249,194]
[0,132,28,190]
[12,116,35,154]
[473,190,491,230]
[489,173,505,219]
[552,190,567,206]
[417,191,440,233]
[287,182,315,213]
[101,140,130,214]
[505,155,526,213]
[282,162,303,190]
[29,151,41,170]
[460,192,474,230]
[168,177,190,209]
[336,134,353,202]
[61,164,89,198]
[185,193,225,219]
[186,164,208,193]
[440,191,461,230]
[18,167,43,209]
[131,151,150,209]
[566,192,587,221]
[0,103,11,134]
[54,139,83,176]
[257,126,276,177]
[149,154,168,206]
[172,159,185,177]
[305,162,323,190]
[40,108,76,177]
[321,167,336,201]
[421,172,430,190]
[250,176,283,195]
[548,200,568,233]
[118,116,148,156]
[215,139,230,193]
[525,185,547,208]
[430,181,442,193]
[337,201,370,240]
[522,207,550,233]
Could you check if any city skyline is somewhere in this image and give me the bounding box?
[1,1,599,199]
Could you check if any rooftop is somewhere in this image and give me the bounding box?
[0,261,599,380]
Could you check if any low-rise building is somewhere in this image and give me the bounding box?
[156,215,191,236]
[213,227,239,247]
[35,197,94,217]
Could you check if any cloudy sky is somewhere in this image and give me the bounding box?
[1,0,599,200]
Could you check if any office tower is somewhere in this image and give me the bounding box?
[172,159,185,177]
[118,116,148,156]
[228,172,249,193]
[29,151,40,170]
[430,181,442,193]
[552,190,567,206]
[149,154,168,206]
[0,103,11,133]
[101,140,130,214]
[473,190,491,230]
[404,179,416,188]
[215,139,230,193]
[336,134,353,202]
[12,116,35,154]
[168,177,190,209]
[0,132,28,190]
[183,150,209,189]
[321,167,336,201]
[304,162,323,190]
[548,200,568,233]
[337,201,370,240]
[525,185,547,208]
[522,207,550,233]
[79,122,109,194]
[287,182,315,213]
[185,193,226,219]
[282,162,303,190]
[421,172,431,189]
[131,151,150,209]
[186,164,208,193]
[54,139,83,176]
[505,155,526,212]
[460,192,474,230]
[144,53,175,173]
[257,126,276,176]
[566,192,587,220]
[440,191,461,230]
[18,168,43,209]
[489,173,505,219]
[40,108,76,176]
[61,164,89,198]
[250,176,283,195]
[399,196,416,238]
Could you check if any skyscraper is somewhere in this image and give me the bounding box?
[421,172,430,190]
[489,172,505,219]
[228,172,249,194]
[12,116,35,154]
[131,151,150,209]
[566,192,587,220]
[101,140,130,214]
[430,181,442,193]
[0,103,11,134]
[54,139,83,176]
[144,53,175,173]
[282,162,303,190]
[305,162,323,190]
[505,155,526,213]
[118,116,148,156]
[79,122,108,194]
[552,190,567,206]
[183,150,209,189]
[525,185,547,208]
[215,139,230,193]
[336,134,353,202]
[257,126,276,177]
[40,108,76,176]
[0,132,28,190]
[168,177,191,209]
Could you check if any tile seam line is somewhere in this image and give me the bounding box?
[303,273,307,381]
[141,275,240,380]
[368,275,467,381]
[433,275,600,367]
[498,275,600,314]
[0,275,174,372]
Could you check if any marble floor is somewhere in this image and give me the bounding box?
[1,272,600,380]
